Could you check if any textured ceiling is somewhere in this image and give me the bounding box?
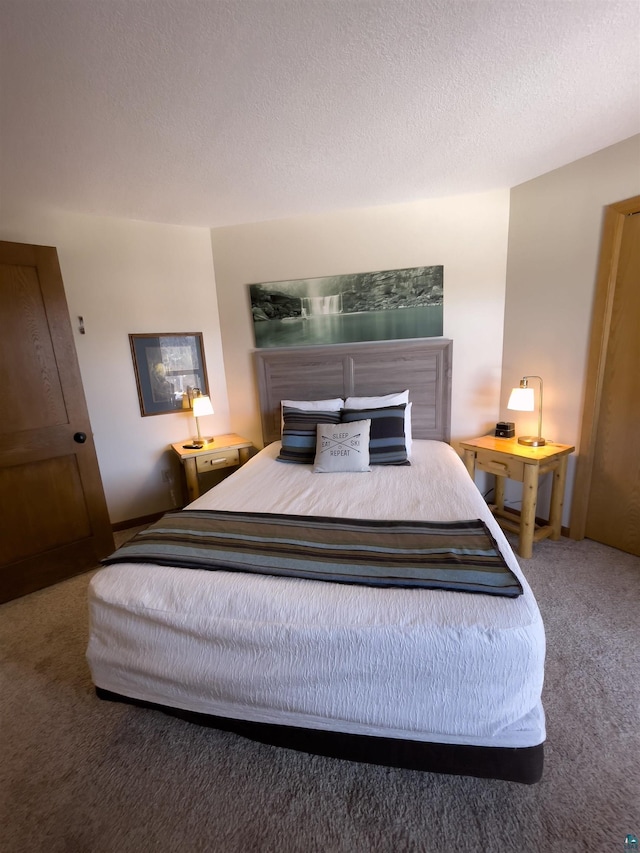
[1,0,639,228]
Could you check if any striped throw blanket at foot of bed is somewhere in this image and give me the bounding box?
[102,510,522,597]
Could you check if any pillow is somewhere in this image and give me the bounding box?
[281,397,343,413]
[313,419,371,473]
[277,407,341,464]
[344,391,409,408]
[341,404,410,466]
[403,401,413,456]
[280,398,344,429]
[344,391,412,457]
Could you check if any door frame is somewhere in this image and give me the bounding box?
[570,194,640,539]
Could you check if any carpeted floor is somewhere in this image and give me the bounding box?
[1,532,638,853]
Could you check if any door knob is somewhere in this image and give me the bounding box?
[73,432,87,444]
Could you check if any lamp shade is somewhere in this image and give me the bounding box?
[507,386,535,412]
[507,375,545,447]
[192,395,214,418]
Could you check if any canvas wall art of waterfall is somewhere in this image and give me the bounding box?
[249,265,443,349]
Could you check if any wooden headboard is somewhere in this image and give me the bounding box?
[254,337,452,445]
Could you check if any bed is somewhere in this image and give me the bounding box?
[87,338,545,783]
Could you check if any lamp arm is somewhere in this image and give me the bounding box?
[523,375,543,439]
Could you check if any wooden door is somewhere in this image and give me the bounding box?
[0,241,114,602]
[571,198,640,556]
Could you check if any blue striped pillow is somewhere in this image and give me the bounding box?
[278,407,342,464]
[341,404,410,465]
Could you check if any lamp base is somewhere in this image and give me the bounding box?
[192,437,214,447]
[517,435,546,447]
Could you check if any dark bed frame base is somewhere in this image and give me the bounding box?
[95,687,543,784]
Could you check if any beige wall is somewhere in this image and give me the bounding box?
[0,206,229,524]
[3,137,636,528]
[500,134,640,525]
[212,189,511,451]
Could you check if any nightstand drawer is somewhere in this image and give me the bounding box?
[195,448,240,473]
[474,449,525,481]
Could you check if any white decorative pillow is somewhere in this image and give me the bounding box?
[344,391,409,408]
[280,398,344,429]
[404,402,413,455]
[344,391,412,457]
[282,398,344,411]
[313,419,371,473]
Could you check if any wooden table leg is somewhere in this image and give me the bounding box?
[494,475,505,512]
[519,463,539,559]
[462,449,476,479]
[183,457,200,502]
[549,455,568,540]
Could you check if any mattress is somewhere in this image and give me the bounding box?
[87,440,545,749]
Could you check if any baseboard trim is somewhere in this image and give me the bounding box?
[112,511,166,532]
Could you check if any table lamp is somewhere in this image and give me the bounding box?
[507,375,546,447]
[192,394,214,447]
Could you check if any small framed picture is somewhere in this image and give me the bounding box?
[129,333,209,416]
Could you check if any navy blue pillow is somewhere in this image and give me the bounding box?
[278,407,342,464]
[341,404,410,465]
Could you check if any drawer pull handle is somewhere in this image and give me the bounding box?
[208,457,228,466]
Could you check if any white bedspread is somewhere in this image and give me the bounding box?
[87,440,545,748]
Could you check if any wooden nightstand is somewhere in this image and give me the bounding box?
[459,435,575,558]
[170,434,253,503]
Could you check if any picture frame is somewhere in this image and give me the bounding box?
[249,265,443,349]
[129,333,209,417]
